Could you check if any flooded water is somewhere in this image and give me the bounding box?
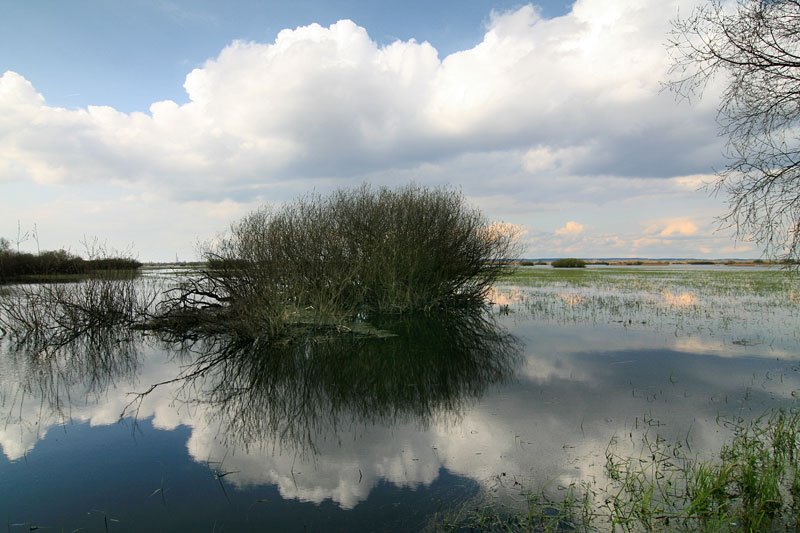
[0,266,798,531]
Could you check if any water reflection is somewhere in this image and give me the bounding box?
[0,326,143,459]
[660,289,697,307]
[136,310,521,455]
[9,328,141,397]
[1,307,520,459]
[1,269,799,526]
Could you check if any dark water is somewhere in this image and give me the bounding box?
[0,268,798,531]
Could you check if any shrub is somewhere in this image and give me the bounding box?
[551,258,586,268]
[168,184,521,336]
[0,249,83,279]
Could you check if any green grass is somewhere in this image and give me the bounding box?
[503,263,795,285]
[432,409,800,532]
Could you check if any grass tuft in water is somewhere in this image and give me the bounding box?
[432,409,800,532]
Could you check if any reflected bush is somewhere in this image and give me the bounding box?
[137,309,520,454]
[161,185,520,338]
[0,275,160,346]
[4,326,143,416]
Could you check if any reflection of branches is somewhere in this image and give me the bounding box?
[2,325,142,424]
[0,276,158,424]
[125,308,521,456]
[0,275,160,348]
[0,274,520,458]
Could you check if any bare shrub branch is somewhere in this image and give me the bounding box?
[163,184,520,338]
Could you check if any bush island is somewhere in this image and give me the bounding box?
[166,184,520,337]
[551,258,586,268]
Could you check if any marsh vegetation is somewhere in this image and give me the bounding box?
[1,185,520,346]
[550,258,587,268]
[495,266,800,349]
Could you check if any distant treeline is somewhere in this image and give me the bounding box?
[0,246,141,281]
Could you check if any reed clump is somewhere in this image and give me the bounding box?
[159,184,520,338]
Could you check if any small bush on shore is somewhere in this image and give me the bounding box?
[551,258,586,268]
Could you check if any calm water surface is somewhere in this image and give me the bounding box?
[0,266,798,531]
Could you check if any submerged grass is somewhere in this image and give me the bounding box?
[491,267,800,349]
[502,265,797,294]
[432,409,800,532]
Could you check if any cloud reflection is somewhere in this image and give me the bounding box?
[1,277,799,511]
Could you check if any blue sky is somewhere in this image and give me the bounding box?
[1,0,572,112]
[0,0,754,260]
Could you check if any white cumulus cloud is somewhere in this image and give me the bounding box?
[1,1,720,194]
[0,0,746,259]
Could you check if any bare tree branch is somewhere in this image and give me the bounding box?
[667,0,800,264]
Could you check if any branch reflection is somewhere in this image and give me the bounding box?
[160,309,521,455]
[4,326,142,419]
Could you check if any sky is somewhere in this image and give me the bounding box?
[0,0,754,261]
